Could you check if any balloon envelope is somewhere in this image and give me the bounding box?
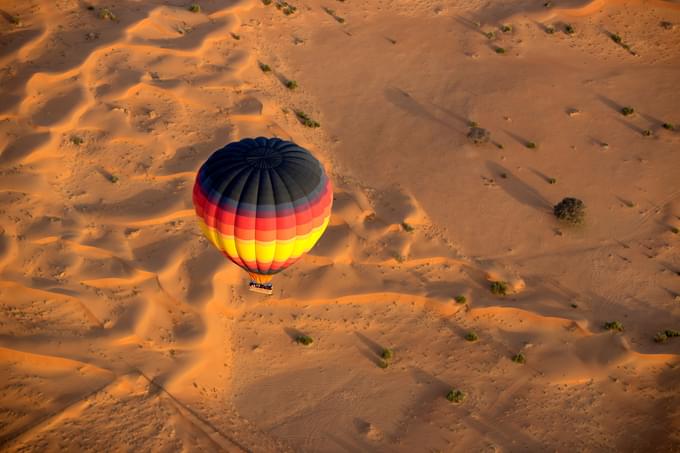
[193,137,333,286]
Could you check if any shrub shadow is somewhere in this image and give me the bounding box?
[486,161,552,212]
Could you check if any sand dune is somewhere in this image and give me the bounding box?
[0,0,679,451]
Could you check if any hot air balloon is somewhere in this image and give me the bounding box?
[192,137,333,294]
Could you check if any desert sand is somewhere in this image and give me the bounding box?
[1,0,679,451]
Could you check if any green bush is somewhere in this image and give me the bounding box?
[604,321,624,332]
[295,335,313,345]
[446,389,465,403]
[295,110,320,128]
[553,197,586,225]
[467,127,490,144]
[653,329,679,343]
[464,332,478,342]
[99,8,116,20]
[490,281,508,296]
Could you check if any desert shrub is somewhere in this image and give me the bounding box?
[604,321,624,332]
[553,197,585,225]
[188,4,201,13]
[564,24,574,34]
[654,332,667,343]
[454,295,467,304]
[495,47,506,54]
[378,359,389,368]
[295,334,313,345]
[285,79,298,89]
[109,174,119,183]
[642,129,652,137]
[295,110,320,128]
[490,281,508,296]
[500,24,512,33]
[467,127,490,144]
[401,222,415,232]
[621,106,634,116]
[99,8,116,20]
[446,389,465,403]
[70,136,84,146]
[654,329,679,343]
[259,63,271,72]
[381,348,393,360]
[662,123,675,130]
[277,2,297,15]
[526,141,537,149]
[323,8,345,23]
[547,177,556,184]
[511,352,526,363]
[611,33,622,44]
[465,332,478,342]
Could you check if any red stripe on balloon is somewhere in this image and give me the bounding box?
[223,254,305,274]
[193,180,333,238]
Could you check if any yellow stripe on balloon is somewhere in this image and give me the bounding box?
[198,220,239,257]
[197,216,330,268]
